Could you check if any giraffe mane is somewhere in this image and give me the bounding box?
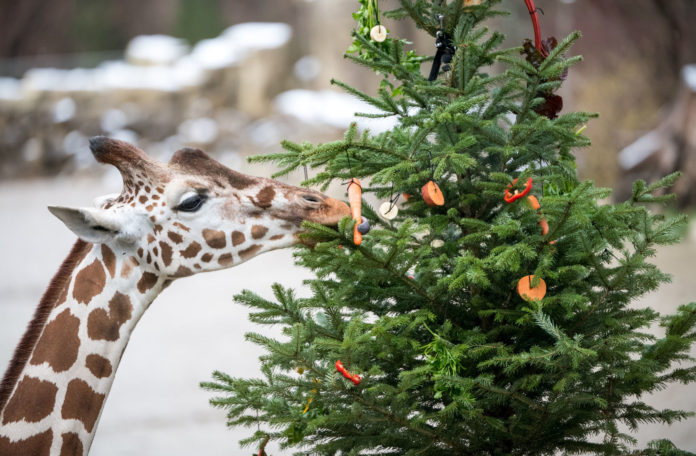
[0,239,91,412]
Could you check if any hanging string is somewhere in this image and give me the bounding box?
[372,0,381,26]
[387,181,401,212]
[427,150,435,180]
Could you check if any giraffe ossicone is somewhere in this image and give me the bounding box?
[0,137,350,455]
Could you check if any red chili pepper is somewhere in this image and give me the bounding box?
[504,177,533,203]
[523,0,547,57]
[335,360,361,385]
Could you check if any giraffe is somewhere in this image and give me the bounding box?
[0,136,350,455]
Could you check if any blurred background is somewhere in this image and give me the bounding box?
[0,0,695,454]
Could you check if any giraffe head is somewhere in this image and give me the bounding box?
[48,136,350,278]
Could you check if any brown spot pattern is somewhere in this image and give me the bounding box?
[61,378,105,433]
[167,231,183,244]
[173,222,190,232]
[86,354,113,379]
[253,186,275,209]
[270,234,284,241]
[147,234,155,244]
[72,259,106,305]
[239,244,262,261]
[137,272,158,293]
[180,242,201,258]
[0,430,52,456]
[2,376,58,424]
[121,256,137,278]
[87,292,133,341]
[202,229,226,249]
[0,240,89,417]
[231,231,245,246]
[251,225,268,239]
[171,265,192,277]
[201,253,213,262]
[139,195,147,203]
[159,241,173,266]
[30,309,80,372]
[218,253,234,266]
[60,432,83,456]
[101,245,116,278]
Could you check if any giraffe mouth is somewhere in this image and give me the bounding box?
[293,197,350,247]
[308,197,351,226]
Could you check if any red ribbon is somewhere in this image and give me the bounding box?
[504,177,533,203]
[523,0,548,57]
[335,360,361,385]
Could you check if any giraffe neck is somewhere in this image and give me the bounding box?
[0,241,166,455]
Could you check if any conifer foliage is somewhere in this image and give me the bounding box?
[202,1,696,454]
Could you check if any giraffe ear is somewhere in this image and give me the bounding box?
[48,206,123,244]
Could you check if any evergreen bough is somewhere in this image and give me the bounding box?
[202,1,696,454]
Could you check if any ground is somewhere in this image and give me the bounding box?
[1,176,694,455]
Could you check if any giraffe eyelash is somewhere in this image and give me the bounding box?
[175,194,208,212]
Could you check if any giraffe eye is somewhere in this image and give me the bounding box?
[176,194,207,212]
[302,194,320,203]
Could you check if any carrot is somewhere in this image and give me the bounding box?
[348,178,362,245]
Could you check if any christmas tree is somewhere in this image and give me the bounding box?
[202,1,696,454]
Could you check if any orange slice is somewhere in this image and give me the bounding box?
[421,181,444,206]
[517,275,547,302]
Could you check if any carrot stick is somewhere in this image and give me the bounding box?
[348,178,362,245]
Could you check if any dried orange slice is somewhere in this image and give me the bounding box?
[517,275,547,302]
[421,181,444,206]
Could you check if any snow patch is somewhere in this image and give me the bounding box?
[101,109,128,132]
[63,131,91,168]
[683,65,696,92]
[274,89,399,133]
[294,55,322,82]
[191,22,292,70]
[0,77,21,101]
[52,97,76,123]
[126,35,189,66]
[178,117,219,144]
